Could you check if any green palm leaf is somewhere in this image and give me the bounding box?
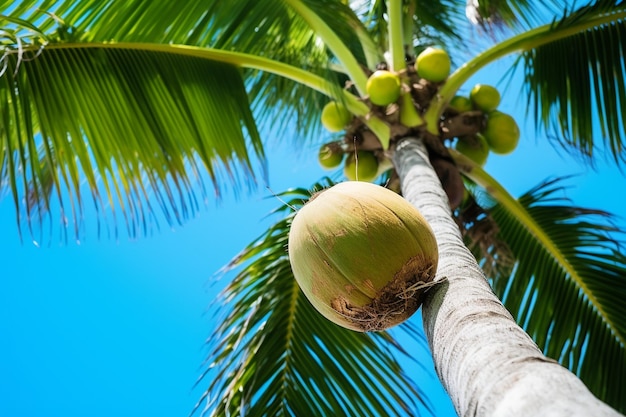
[522,1,626,162]
[3,0,364,140]
[196,179,430,416]
[485,178,626,412]
[1,44,263,240]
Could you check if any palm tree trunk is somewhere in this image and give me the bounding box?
[392,137,622,417]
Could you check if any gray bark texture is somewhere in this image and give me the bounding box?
[391,137,622,417]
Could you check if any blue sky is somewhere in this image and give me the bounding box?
[1,56,625,417]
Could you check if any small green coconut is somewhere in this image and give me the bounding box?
[469,84,501,112]
[321,101,352,132]
[318,143,344,170]
[483,111,520,154]
[343,151,379,182]
[415,47,451,83]
[366,70,402,106]
[288,182,439,332]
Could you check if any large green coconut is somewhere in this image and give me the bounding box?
[288,182,439,332]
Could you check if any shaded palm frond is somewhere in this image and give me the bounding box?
[411,0,468,45]
[0,44,263,241]
[195,179,430,417]
[465,0,562,30]
[194,0,363,140]
[486,178,626,412]
[354,0,466,57]
[522,1,626,163]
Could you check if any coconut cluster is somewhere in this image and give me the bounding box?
[288,182,438,332]
[316,47,521,189]
[452,84,520,167]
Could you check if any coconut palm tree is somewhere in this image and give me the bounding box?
[1,0,625,415]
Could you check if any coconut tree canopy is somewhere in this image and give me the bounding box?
[1,0,625,415]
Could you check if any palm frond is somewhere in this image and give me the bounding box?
[0,44,263,241]
[485,178,626,412]
[522,0,626,163]
[3,0,365,142]
[191,0,366,140]
[465,0,563,30]
[410,0,467,44]
[195,179,431,417]
[356,0,466,55]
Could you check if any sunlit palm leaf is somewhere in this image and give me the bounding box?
[0,45,262,240]
[196,179,430,417]
[3,0,365,141]
[522,1,626,163]
[486,178,626,412]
